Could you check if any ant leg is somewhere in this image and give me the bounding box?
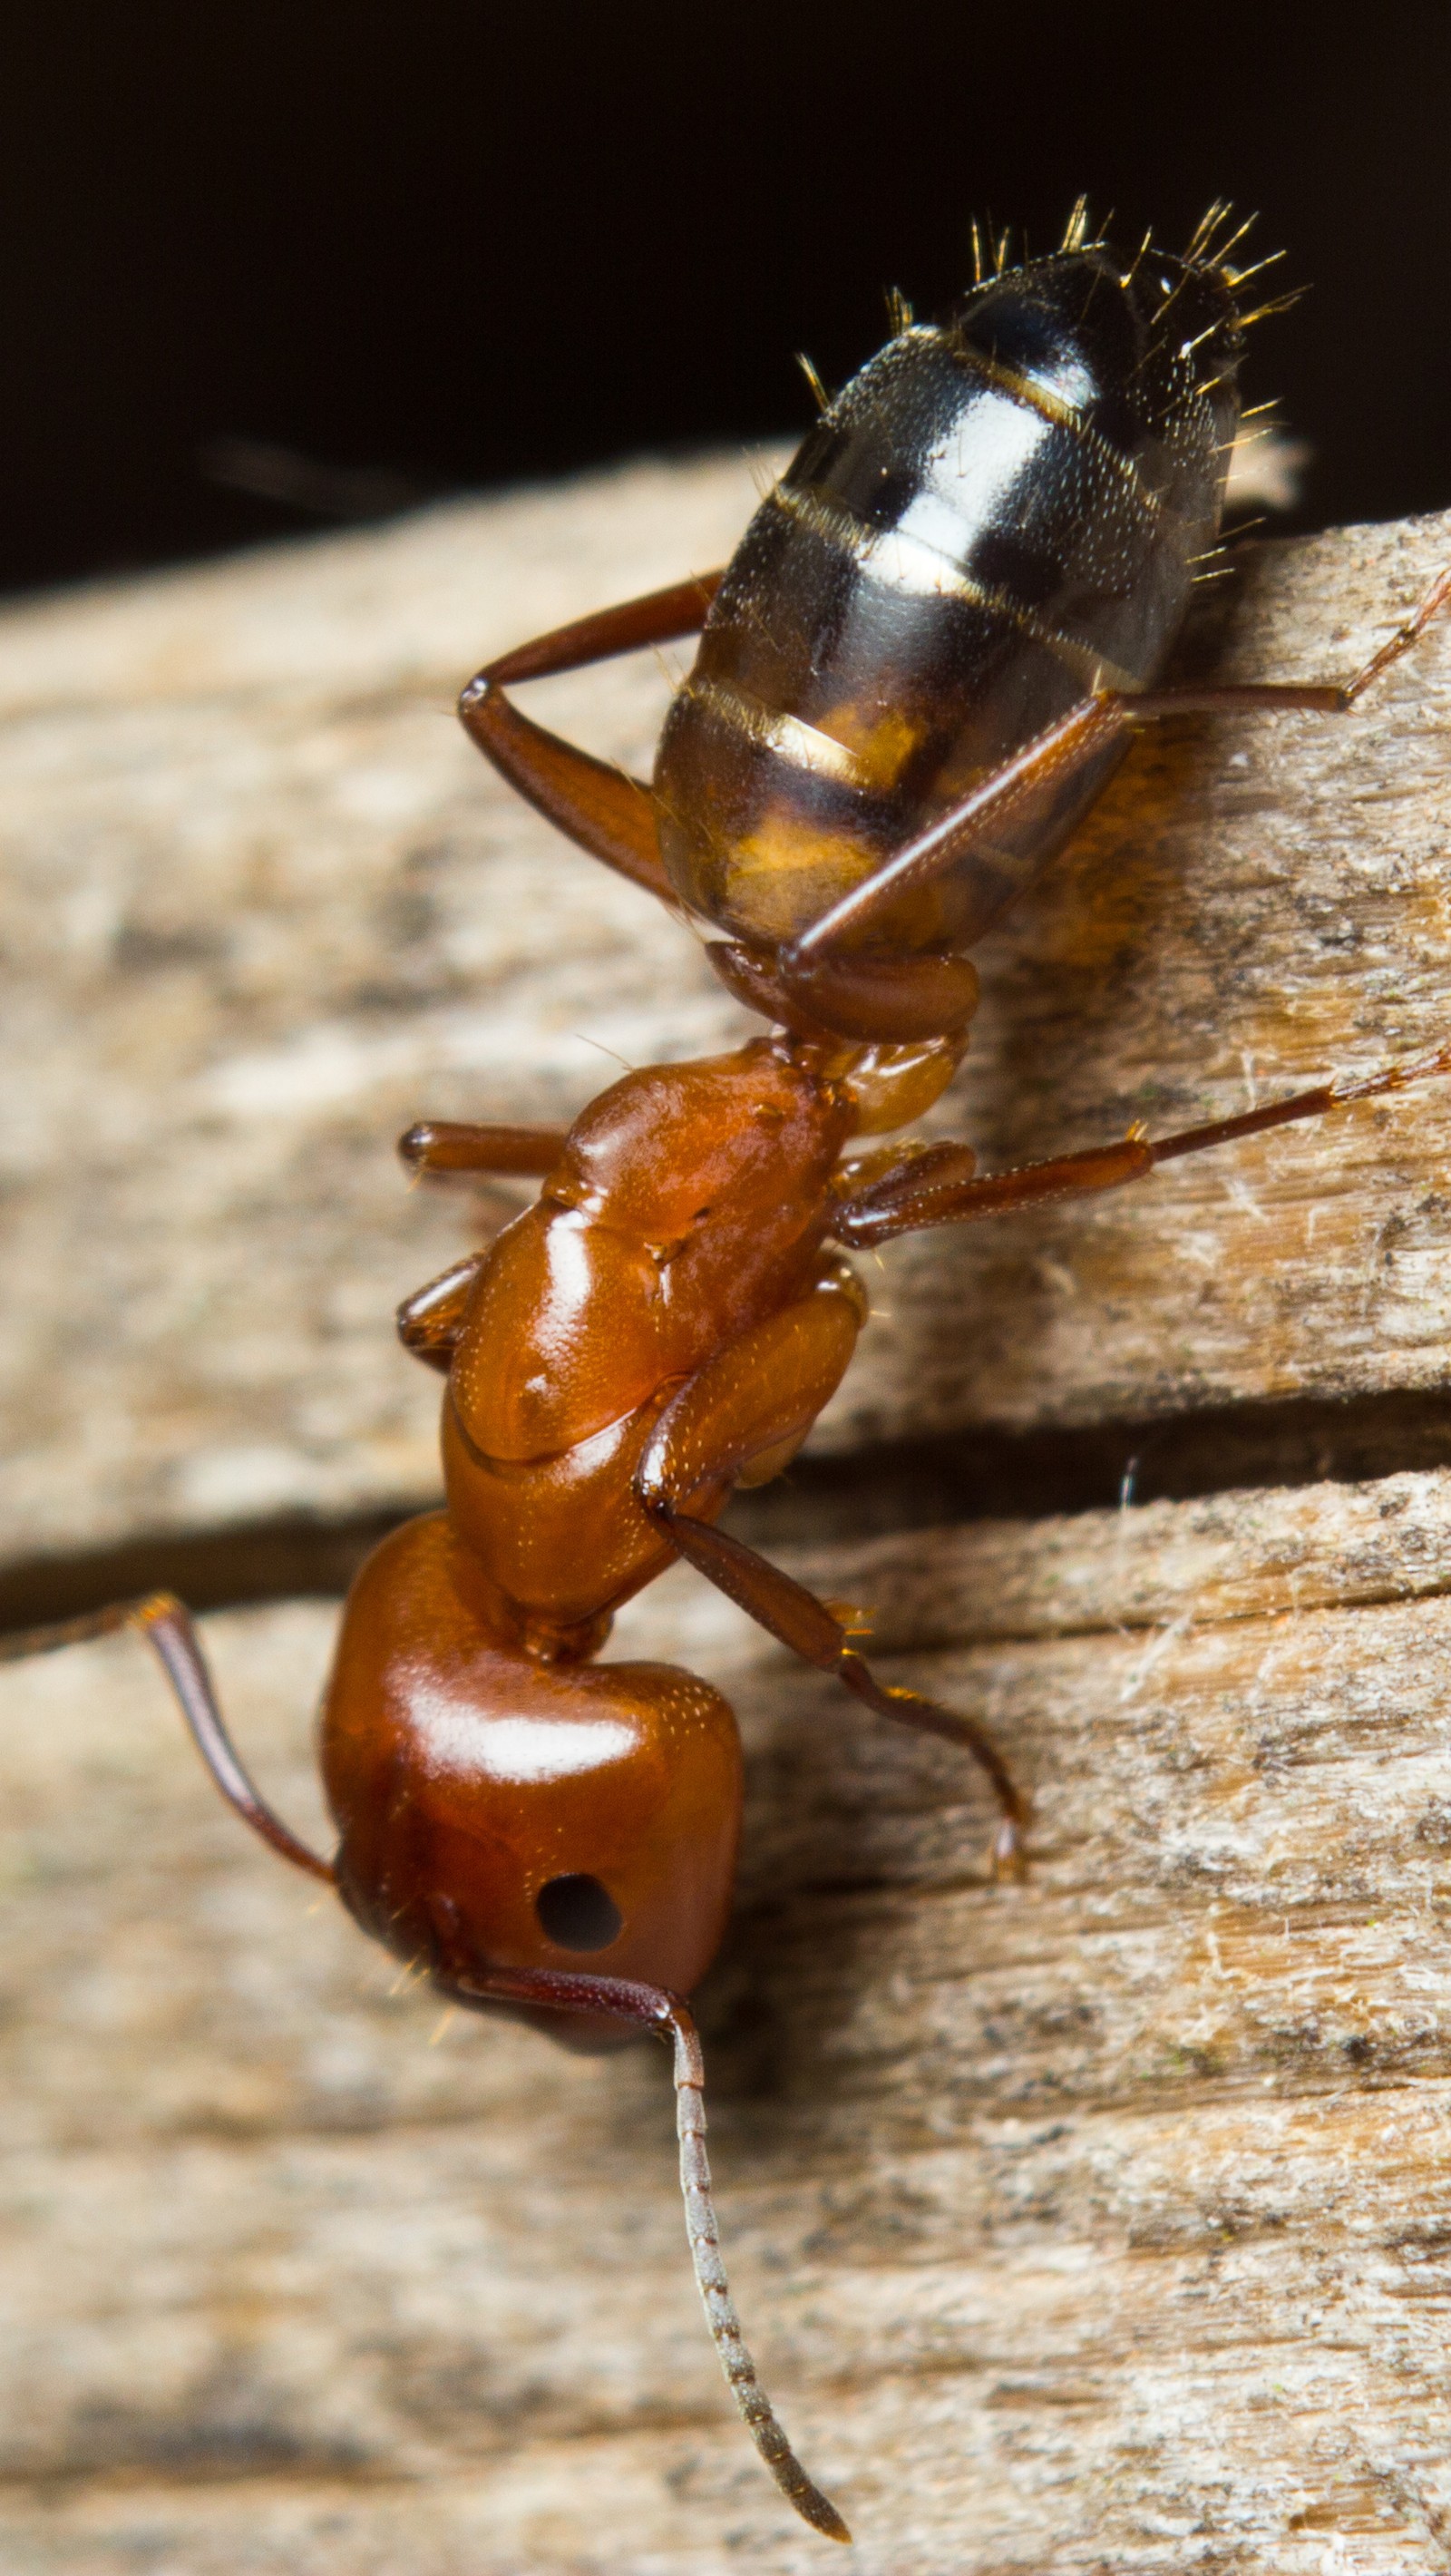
[635,1281,1027,1871]
[395,1252,486,1373]
[421,1927,850,2545]
[394,1122,570,1372]
[1125,554,1451,724]
[458,570,723,906]
[0,1595,335,1881]
[643,1505,1026,1872]
[775,556,1451,1013]
[398,1118,568,1180]
[833,1040,1451,1247]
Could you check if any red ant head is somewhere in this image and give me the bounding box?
[321,1515,744,2050]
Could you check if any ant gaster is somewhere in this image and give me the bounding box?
[14,205,1451,2541]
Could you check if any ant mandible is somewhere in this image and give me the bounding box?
[12,204,1451,2542]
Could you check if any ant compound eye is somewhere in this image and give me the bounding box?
[535,1872,624,1953]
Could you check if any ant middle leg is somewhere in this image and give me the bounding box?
[458,569,722,905]
[394,1118,573,1371]
[399,1118,568,1180]
[395,1253,486,1372]
[833,1041,1451,1247]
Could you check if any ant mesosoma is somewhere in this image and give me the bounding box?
[12,205,1451,2541]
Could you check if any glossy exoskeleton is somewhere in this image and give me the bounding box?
[14,208,1451,2542]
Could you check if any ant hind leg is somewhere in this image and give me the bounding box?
[784,552,1451,981]
[458,570,722,906]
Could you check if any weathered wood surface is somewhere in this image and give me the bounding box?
[7,1473,1451,2571]
[6,467,1451,2574]
[4,473,1451,1564]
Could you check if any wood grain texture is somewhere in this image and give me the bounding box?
[6,1472,1451,2572]
[4,473,1451,1565]
[7,463,1451,2572]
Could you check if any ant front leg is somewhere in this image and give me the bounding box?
[458,570,722,905]
[635,1269,1027,1872]
[0,1596,335,1880]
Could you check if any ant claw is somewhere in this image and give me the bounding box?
[992,1816,1027,1880]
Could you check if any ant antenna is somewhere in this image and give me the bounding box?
[669,2006,852,2541]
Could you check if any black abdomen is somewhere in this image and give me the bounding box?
[655,242,1244,956]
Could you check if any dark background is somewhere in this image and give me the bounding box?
[5,3,1451,600]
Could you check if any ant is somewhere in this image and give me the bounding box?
[10,205,1451,2542]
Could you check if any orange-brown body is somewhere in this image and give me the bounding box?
[24,221,1451,2542]
[322,1033,963,2043]
[322,1513,745,2032]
